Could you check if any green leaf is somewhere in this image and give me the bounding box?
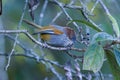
[107,13,120,38]
[113,49,120,66]
[91,32,114,44]
[83,43,105,73]
[105,50,120,80]
[68,20,103,32]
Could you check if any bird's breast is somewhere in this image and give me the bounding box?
[40,34,51,41]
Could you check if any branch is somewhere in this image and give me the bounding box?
[49,0,80,31]
[0,30,85,52]
[0,52,63,68]
[39,0,48,25]
[99,0,120,38]
[1,29,120,51]
[5,0,28,70]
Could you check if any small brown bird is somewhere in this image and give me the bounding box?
[23,19,76,47]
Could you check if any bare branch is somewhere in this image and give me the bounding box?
[5,0,28,70]
[51,11,63,24]
[0,30,85,52]
[39,0,48,25]
[0,52,63,68]
[50,0,80,31]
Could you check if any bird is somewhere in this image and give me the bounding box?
[23,19,76,47]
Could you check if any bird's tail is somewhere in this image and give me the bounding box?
[23,19,41,29]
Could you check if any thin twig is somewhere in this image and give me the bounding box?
[50,0,80,31]
[65,51,83,59]
[5,0,28,70]
[99,0,120,38]
[5,34,28,51]
[51,11,63,24]
[5,34,40,60]
[90,0,100,13]
[64,61,73,80]
[39,0,48,25]
[79,0,102,31]
[74,59,82,80]
[48,63,63,80]
[0,53,63,68]
[0,30,27,33]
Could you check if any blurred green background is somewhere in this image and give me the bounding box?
[1,0,120,80]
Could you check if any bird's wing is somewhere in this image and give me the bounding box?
[33,28,63,35]
[32,29,54,35]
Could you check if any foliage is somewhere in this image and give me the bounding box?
[105,50,120,80]
[83,43,105,73]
